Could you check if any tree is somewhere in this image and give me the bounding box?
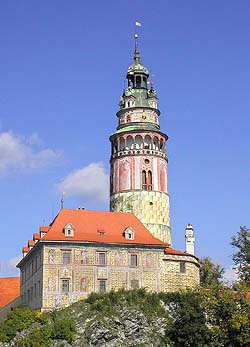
[199,257,225,287]
[199,285,250,347]
[231,226,250,284]
[162,291,211,347]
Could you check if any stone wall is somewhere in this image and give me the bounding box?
[160,254,200,292]
[110,190,171,244]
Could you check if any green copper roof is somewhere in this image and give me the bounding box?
[111,122,160,136]
[113,125,141,134]
[127,62,149,75]
[119,88,158,110]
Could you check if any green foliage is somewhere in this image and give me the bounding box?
[86,288,164,317]
[160,291,211,347]
[1,288,250,346]
[0,305,37,342]
[85,291,102,304]
[199,256,225,287]
[231,226,250,284]
[0,305,76,345]
[36,312,50,325]
[52,313,76,343]
[18,325,53,347]
[200,285,250,347]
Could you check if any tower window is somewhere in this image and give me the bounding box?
[148,171,152,191]
[136,76,141,88]
[142,170,153,191]
[142,170,147,190]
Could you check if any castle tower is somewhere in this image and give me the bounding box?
[109,34,171,245]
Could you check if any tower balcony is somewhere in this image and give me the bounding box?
[111,148,167,160]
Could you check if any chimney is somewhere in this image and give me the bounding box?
[185,224,195,255]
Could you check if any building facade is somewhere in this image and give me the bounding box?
[16,35,200,311]
[17,209,199,311]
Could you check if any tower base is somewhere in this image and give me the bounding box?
[110,190,171,245]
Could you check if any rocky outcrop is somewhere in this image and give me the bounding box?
[0,306,168,347]
[75,308,167,347]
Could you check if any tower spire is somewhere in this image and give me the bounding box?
[134,33,140,64]
[134,21,141,64]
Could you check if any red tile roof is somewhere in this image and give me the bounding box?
[164,247,199,260]
[22,246,29,253]
[33,233,40,241]
[41,209,168,246]
[165,248,190,256]
[39,226,49,233]
[0,277,20,308]
[28,240,35,247]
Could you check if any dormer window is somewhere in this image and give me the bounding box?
[124,227,135,240]
[63,223,75,237]
[98,230,105,236]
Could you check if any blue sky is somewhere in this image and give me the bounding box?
[0,1,249,279]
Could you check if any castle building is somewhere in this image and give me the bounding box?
[16,35,200,311]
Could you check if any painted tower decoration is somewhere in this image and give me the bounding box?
[110,34,171,245]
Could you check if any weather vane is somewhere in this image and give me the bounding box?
[134,21,141,39]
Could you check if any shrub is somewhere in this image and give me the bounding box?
[19,325,53,347]
[0,306,37,342]
[52,315,76,343]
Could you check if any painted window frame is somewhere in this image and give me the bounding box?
[61,278,70,293]
[130,253,138,267]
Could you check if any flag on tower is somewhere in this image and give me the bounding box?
[135,21,142,27]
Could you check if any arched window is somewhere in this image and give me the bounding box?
[120,137,125,151]
[113,140,118,154]
[153,137,159,150]
[135,135,143,149]
[126,136,134,150]
[148,171,152,191]
[141,170,153,191]
[144,135,152,149]
[160,139,164,151]
[142,171,147,190]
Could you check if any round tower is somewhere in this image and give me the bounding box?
[109,34,171,245]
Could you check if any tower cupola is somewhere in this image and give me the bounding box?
[118,34,158,114]
[126,34,149,89]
